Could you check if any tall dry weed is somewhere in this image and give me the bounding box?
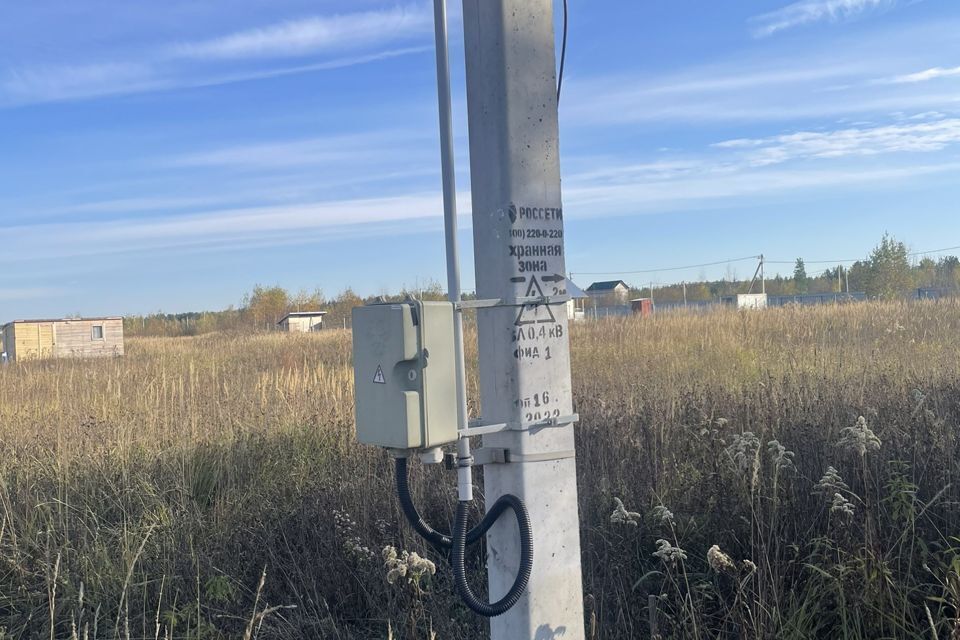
[0,302,959,637]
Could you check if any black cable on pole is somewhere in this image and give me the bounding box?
[395,457,506,550]
[394,457,534,617]
[557,0,568,101]
[451,496,533,617]
[395,457,454,550]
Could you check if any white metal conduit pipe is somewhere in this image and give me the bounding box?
[431,0,473,503]
[388,0,535,619]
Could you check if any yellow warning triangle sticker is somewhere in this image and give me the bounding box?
[373,365,386,384]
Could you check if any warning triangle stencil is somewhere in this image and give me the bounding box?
[373,365,386,384]
[515,275,558,326]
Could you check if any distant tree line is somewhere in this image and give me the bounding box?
[635,234,960,303]
[125,234,959,338]
[123,281,451,338]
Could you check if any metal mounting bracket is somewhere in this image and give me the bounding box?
[473,447,576,465]
[456,294,570,311]
[457,413,579,439]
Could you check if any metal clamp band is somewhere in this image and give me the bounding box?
[457,294,570,310]
[473,447,576,465]
[458,413,579,438]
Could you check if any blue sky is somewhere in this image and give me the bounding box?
[2,0,959,318]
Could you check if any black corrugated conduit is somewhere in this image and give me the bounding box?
[394,456,534,617]
[395,457,503,548]
[451,494,533,617]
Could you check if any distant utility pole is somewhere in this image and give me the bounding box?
[747,254,766,295]
[462,1,585,638]
[760,254,766,295]
[683,281,688,307]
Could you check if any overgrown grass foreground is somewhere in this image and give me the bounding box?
[1,301,960,638]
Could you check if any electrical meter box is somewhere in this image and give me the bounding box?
[352,300,459,451]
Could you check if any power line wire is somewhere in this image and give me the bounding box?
[767,244,960,266]
[912,244,960,257]
[766,258,858,265]
[557,0,568,101]
[574,243,960,281]
[572,255,761,277]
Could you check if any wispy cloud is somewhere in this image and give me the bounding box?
[0,192,455,263]
[565,162,960,219]
[713,117,960,166]
[1,61,155,103]
[562,113,960,217]
[7,114,960,265]
[566,72,960,125]
[0,5,432,106]
[885,65,960,84]
[0,287,63,302]
[169,129,431,170]
[564,19,960,127]
[751,0,899,37]
[170,6,431,60]
[1,46,429,106]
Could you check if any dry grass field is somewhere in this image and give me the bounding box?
[2,301,960,639]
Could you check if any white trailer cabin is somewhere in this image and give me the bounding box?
[277,311,326,333]
[721,293,768,310]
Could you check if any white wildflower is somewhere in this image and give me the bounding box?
[742,559,757,574]
[814,466,849,495]
[707,545,736,575]
[830,492,855,520]
[653,539,687,565]
[838,416,881,456]
[725,432,761,487]
[652,505,674,527]
[386,565,407,585]
[767,440,795,473]
[382,546,436,587]
[335,509,374,562]
[610,498,642,527]
[406,552,437,580]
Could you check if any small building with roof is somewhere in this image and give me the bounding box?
[721,293,768,310]
[586,280,630,304]
[277,311,327,333]
[1,317,124,362]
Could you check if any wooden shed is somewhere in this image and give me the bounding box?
[631,298,655,317]
[1,317,124,362]
[277,311,327,333]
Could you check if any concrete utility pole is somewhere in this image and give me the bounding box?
[461,1,585,638]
